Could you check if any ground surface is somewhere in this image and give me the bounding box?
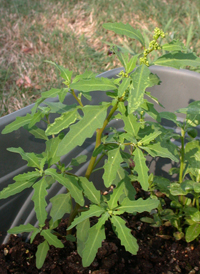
[0,212,200,274]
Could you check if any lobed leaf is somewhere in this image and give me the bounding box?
[2,113,32,134]
[45,169,84,206]
[32,177,48,226]
[79,177,101,205]
[111,215,138,254]
[141,131,162,145]
[36,240,49,269]
[162,40,187,52]
[103,148,123,187]
[128,65,151,114]
[82,223,106,267]
[133,147,149,191]
[50,193,71,223]
[41,229,64,248]
[45,136,63,166]
[103,22,145,46]
[57,104,109,157]
[8,223,37,234]
[118,197,159,213]
[67,205,105,230]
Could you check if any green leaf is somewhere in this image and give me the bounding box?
[70,77,117,92]
[28,110,45,128]
[141,131,162,145]
[112,166,126,186]
[45,61,73,83]
[133,147,149,191]
[70,155,87,166]
[72,70,98,83]
[159,112,181,126]
[8,223,37,234]
[13,170,41,182]
[7,147,41,169]
[95,212,110,229]
[162,40,187,52]
[111,215,138,254]
[29,127,49,141]
[118,197,159,213]
[118,78,130,97]
[0,177,36,199]
[79,177,101,205]
[82,223,106,267]
[103,148,123,187]
[126,54,139,73]
[32,177,48,226]
[45,109,78,136]
[140,100,161,122]
[45,136,62,166]
[128,65,151,114]
[185,224,200,242]
[170,183,188,196]
[154,52,200,69]
[103,22,144,46]
[123,175,136,201]
[57,104,109,157]
[36,240,49,269]
[141,142,179,162]
[41,229,64,248]
[50,193,71,223]
[2,113,32,134]
[113,47,129,68]
[107,181,125,209]
[123,113,140,137]
[44,101,76,114]
[45,169,84,206]
[77,219,90,257]
[41,88,64,99]
[67,205,105,230]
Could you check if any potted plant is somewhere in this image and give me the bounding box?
[0,23,200,272]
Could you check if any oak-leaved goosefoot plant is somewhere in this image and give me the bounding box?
[1,22,200,269]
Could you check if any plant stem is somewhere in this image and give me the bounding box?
[85,101,119,179]
[71,89,84,107]
[179,128,185,184]
[67,203,80,234]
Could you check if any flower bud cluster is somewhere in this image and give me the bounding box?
[140,27,166,66]
[119,70,129,78]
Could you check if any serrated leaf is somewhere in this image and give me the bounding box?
[123,113,140,137]
[30,229,40,243]
[77,219,90,257]
[50,193,71,223]
[103,148,123,187]
[45,169,84,206]
[79,177,101,205]
[128,65,151,114]
[32,177,48,226]
[118,197,159,213]
[45,109,77,136]
[28,110,45,128]
[0,177,36,199]
[8,223,36,234]
[118,78,130,97]
[67,205,105,230]
[2,113,32,134]
[70,77,117,92]
[141,131,162,145]
[154,52,200,69]
[29,127,49,141]
[185,224,200,242]
[145,73,161,88]
[41,88,63,99]
[103,22,144,46]
[111,215,138,254]
[95,212,110,229]
[107,181,125,209]
[141,142,179,162]
[82,223,106,267]
[162,40,187,52]
[140,100,161,122]
[36,240,49,269]
[41,229,64,248]
[133,147,149,191]
[7,147,41,169]
[57,104,109,157]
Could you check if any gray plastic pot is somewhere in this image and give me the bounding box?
[0,66,200,244]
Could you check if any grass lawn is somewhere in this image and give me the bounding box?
[0,0,200,116]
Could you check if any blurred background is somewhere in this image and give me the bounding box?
[0,0,200,116]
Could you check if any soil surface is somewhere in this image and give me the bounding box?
[0,184,200,274]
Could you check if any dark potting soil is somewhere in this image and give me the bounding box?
[0,213,200,274]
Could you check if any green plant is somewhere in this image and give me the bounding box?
[1,22,200,269]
